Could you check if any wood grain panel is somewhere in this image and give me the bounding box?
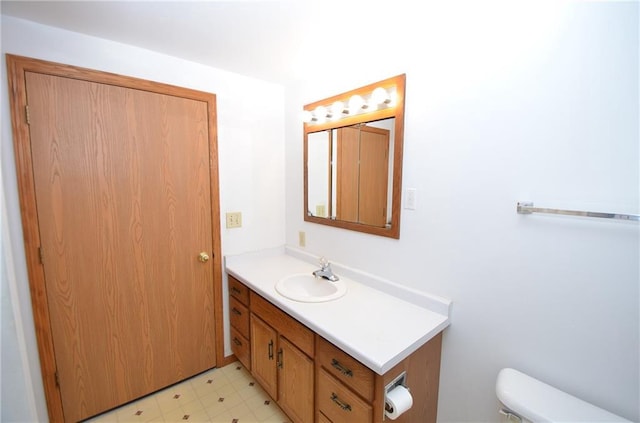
[26,72,217,421]
[250,291,314,358]
[6,56,66,423]
[229,296,249,338]
[317,368,373,423]
[358,126,389,227]
[318,411,332,423]
[373,332,443,423]
[278,337,314,423]
[250,315,278,399]
[230,326,250,371]
[316,336,375,402]
[335,126,360,223]
[7,54,223,422]
[228,275,250,305]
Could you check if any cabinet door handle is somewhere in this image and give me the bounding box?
[231,286,241,295]
[231,307,242,316]
[233,337,242,346]
[268,340,274,360]
[331,359,353,377]
[277,348,283,369]
[330,393,352,412]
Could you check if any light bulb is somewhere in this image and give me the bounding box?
[371,87,390,105]
[348,95,364,114]
[331,101,345,118]
[314,106,327,123]
[301,110,313,123]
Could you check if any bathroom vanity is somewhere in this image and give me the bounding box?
[225,247,451,423]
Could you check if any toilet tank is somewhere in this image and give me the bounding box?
[496,368,630,423]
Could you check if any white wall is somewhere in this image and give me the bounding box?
[1,16,286,421]
[2,2,638,422]
[285,1,639,422]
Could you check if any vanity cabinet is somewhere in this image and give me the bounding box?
[250,290,315,423]
[227,274,443,423]
[316,333,443,423]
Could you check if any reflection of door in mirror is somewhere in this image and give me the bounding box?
[335,126,359,222]
[336,125,390,227]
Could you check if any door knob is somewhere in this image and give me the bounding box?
[198,252,210,263]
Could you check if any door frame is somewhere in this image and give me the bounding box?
[6,54,226,422]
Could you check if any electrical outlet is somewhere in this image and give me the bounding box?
[299,231,306,247]
[226,212,242,228]
[315,204,326,217]
[404,188,417,210]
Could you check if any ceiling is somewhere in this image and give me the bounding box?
[0,0,404,84]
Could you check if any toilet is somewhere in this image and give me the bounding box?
[496,368,631,422]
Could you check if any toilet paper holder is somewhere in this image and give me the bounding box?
[384,372,409,415]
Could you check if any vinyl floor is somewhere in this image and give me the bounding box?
[85,362,291,423]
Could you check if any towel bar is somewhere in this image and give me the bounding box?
[517,202,639,221]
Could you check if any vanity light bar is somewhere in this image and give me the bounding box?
[303,86,396,124]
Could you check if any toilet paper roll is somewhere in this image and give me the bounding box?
[385,385,413,420]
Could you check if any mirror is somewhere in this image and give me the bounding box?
[303,74,406,238]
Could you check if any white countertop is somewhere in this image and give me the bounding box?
[224,246,451,375]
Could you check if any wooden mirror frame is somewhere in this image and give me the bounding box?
[303,74,406,239]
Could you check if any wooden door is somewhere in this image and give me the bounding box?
[278,336,314,423]
[358,126,389,227]
[6,55,223,422]
[335,126,360,223]
[250,315,278,399]
[336,125,389,226]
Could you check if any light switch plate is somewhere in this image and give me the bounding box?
[226,212,242,228]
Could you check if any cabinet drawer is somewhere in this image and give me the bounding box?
[250,291,314,358]
[230,326,250,371]
[229,296,249,338]
[318,411,332,423]
[229,275,249,305]
[317,368,372,423]
[317,336,375,402]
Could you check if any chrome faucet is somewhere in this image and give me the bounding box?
[312,257,339,282]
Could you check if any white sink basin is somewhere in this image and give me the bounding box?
[275,273,347,303]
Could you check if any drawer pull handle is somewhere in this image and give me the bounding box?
[268,340,274,359]
[233,337,242,346]
[231,307,242,316]
[331,359,353,377]
[330,393,352,412]
[231,286,241,295]
[277,348,283,369]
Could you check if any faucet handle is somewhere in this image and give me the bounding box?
[319,256,329,268]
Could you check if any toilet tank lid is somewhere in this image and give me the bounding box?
[496,368,630,423]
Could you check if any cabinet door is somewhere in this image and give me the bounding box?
[250,315,278,399]
[278,337,314,423]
